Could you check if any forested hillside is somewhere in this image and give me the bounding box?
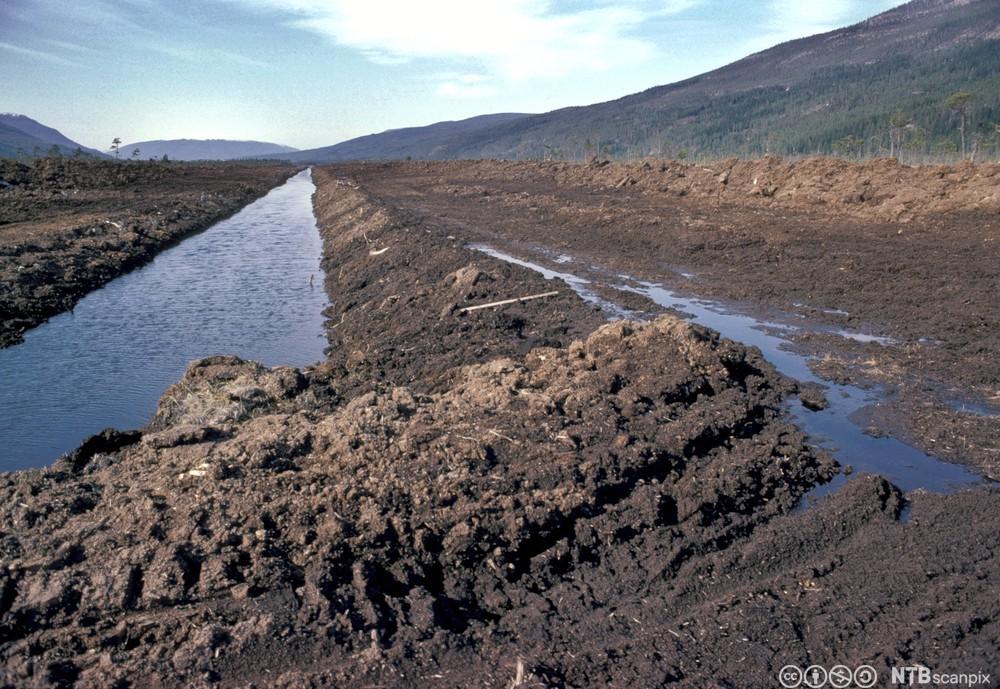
[286,0,1000,163]
[269,114,529,163]
[440,0,1000,161]
[516,39,1000,160]
[0,115,107,160]
[547,41,1000,160]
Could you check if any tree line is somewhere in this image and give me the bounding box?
[508,42,1000,164]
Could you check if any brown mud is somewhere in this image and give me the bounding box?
[342,159,999,475]
[566,155,1000,223]
[0,159,300,347]
[0,161,998,688]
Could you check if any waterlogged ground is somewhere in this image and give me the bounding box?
[0,159,297,347]
[0,170,328,469]
[357,160,1000,477]
[0,161,998,689]
[471,244,986,500]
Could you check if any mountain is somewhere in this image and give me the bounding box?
[0,114,107,159]
[267,113,530,163]
[457,0,1000,159]
[118,139,298,161]
[288,0,1000,160]
[0,122,49,159]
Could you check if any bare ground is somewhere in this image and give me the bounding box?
[0,160,997,688]
[339,159,999,476]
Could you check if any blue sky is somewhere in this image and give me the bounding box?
[1,0,901,150]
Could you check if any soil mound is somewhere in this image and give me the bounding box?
[308,168,604,394]
[2,165,998,688]
[387,156,1000,222]
[0,159,171,193]
[572,156,1000,221]
[0,316,834,688]
[602,156,1000,221]
[336,159,1000,474]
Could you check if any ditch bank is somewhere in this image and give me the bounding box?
[0,166,997,689]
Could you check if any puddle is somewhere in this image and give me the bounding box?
[792,303,891,344]
[794,301,850,317]
[470,244,634,319]
[831,330,893,346]
[471,243,987,499]
[946,398,999,418]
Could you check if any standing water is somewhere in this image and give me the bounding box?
[0,169,329,471]
[471,244,986,498]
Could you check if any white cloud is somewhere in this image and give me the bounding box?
[0,41,79,67]
[432,72,498,98]
[146,44,269,68]
[231,0,658,87]
[765,0,896,42]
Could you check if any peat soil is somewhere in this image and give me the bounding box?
[0,162,997,688]
[342,159,1000,477]
[0,159,300,347]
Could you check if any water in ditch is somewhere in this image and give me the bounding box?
[0,169,329,471]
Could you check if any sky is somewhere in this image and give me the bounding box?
[1,0,902,151]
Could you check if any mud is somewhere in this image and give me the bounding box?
[400,155,1000,223]
[342,159,1000,474]
[567,155,1000,223]
[0,159,299,347]
[0,161,998,688]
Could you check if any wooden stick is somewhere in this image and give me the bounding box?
[459,290,559,313]
[508,658,525,689]
[489,429,517,443]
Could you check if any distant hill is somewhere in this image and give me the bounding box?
[267,114,530,163]
[0,114,107,159]
[118,139,298,161]
[290,0,1000,161]
[454,0,1000,159]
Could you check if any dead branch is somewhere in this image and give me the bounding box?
[459,291,559,313]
